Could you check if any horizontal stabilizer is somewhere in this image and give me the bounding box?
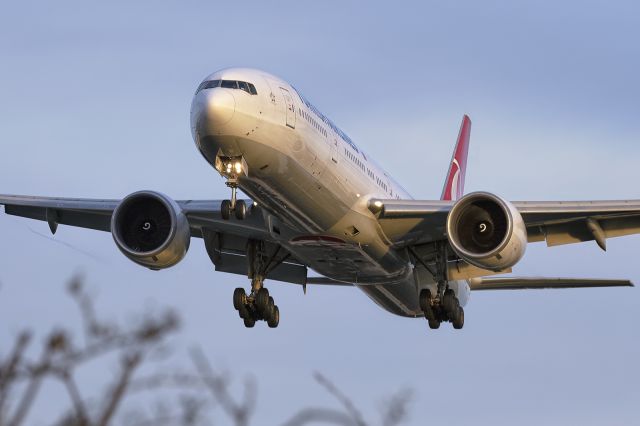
[469,277,633,291]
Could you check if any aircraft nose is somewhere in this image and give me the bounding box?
[191,88,236,136]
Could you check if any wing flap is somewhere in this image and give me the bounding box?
[469,277,633,291]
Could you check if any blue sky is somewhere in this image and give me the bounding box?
[1,1,639,424]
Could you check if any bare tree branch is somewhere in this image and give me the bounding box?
[380,389,412,426]
[313,373,366,426]
[8,350,53,426]
[96,352,142,426]
[281,407,357,426]
[0,331,31,418]
[190,347,256,426]
[59,369,90,426]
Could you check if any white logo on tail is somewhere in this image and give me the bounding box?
[449,159,461,200]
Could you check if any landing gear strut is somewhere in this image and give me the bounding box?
[221,183,247,220]
[216,156,248,220]
[410,243,465,330]
[232,240,287,328]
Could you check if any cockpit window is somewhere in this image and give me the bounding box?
[221,80,238,89]
[238,81,250,93]
[195,80,220,94]
[196,79,258,95]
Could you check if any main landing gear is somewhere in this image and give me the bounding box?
[232,240,287,328]
[233,284,280,328]
[409,243,464,330]
[419,286,464,330]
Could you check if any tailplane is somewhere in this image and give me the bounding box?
[441,115,472,201]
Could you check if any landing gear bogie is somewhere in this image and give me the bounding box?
[420,286,464,331]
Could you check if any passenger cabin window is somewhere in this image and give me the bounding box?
[196,79,258,95]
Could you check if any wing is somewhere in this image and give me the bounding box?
[369,198,640,250]
[469,276,634,291]
[0,194,305,284]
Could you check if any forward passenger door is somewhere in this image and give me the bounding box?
[279,88,296,129]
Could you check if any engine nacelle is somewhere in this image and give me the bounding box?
[446,192,527,271]
[111,191,190,270]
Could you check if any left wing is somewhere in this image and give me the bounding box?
[469,276,633,291]
[369,197,640,250]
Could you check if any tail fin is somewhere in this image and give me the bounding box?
[441,115,472,201]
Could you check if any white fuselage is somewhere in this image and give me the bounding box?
[190,68,470,317]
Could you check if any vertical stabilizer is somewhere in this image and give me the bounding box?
[441,115,472,201]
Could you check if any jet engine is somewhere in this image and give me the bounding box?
[446,192,527,271]
[111,191,190,270]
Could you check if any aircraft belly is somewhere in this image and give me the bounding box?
[357,280,422,318]
[199,123,413,287]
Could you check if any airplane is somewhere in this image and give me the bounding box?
[1,67,636,330]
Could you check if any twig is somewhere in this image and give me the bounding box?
[190,347,256,426]
[8,351,52,426]
[0,332,31,417]
[313,373,366,426]
[380,389,412,426]
[96,352,142,426]
[59,369,90,426]
[281,407,357,426]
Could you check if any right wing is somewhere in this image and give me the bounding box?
[0,194,306,283]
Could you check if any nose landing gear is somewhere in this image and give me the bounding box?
[215,155,248,220]
[221,184,247,220]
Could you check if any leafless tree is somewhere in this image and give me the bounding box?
[0,278,412,426]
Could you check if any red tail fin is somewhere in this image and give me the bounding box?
[441,115,472,201]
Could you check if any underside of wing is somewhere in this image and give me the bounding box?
[469,276,634,291]
[369,197,640,250]
[0,193,309,285]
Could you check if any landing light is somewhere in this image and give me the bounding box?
[226,164,233,173]
[234,161,243,174]
[374,201,383,208]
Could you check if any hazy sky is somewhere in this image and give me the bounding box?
[1,1,639,424]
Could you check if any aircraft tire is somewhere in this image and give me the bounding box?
[453,307,464,329]
[267,306,280,328]
[243,316,256,328]
[443,289,456,314]
[419,289,431,312]
[221,200,232,220]
[255,288,270,313]
[235,200,247,220]
[428,318,441,329]
[238,304,249,319]
[233,287,246,310]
